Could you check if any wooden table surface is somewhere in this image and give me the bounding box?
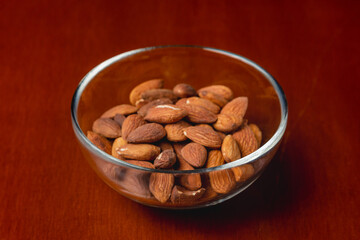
[1,0,359,239]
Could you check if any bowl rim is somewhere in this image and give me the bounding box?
[71,45,288,173]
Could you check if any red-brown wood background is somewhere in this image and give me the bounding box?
[1,0,359,239]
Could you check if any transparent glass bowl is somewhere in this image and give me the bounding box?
[71,45,288,209]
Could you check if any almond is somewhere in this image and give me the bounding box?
[112,137,127,159]
[129,79,164,105]
[125,160,155,169]
[92,118,121,138]
[137,98,173,117]
[181,142,207,168]
[213,114,242,133]
[221,135,241,163]
[135,99,150,108]
[116,144,160,161]
[121,114,146,140]
[171,185,206,204]
[249,123,262,146]
[154,149,177,169]
[183,126,222,148]
[231,164,255,182]
[173,83,197,98]
[221,97,248,119]
[180,104,217,124]
[101,104,138,118]
[198,85,234,101]
[196,124,214,131]
[149,173,174,203]
[144,104,187,124]
[126,123,166,143]
[87,131,112,155]
[232,124,259,156]
[198,90,228,107]
[114,114,126,127]
[175,98,188,106]
[186,97,220,114]
[165,120,191,142]
[216,131,226,141]
[158,141,174,152]
[141,89,178,102]
[206,150,236,194]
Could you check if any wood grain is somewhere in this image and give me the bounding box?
[0,0,359,239]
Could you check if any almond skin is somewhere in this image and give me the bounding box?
[173,83,197,98]
[165,120,191,142]
[232,124,259,156]
[249,123,262,146]
[141,89,178,102]
[198,90,228,107]
[198,85,234,101]
[154,149,177,169]
[126,123,166,143]
[221,97,248,119]
[137,98,173,117]
[114,114,126,127]
[158,141,174,152]
[149,173,174,203]
[183,126,222,148]
[87,131,112,155]
[116,144,160,161]
[171,185,206,204]
[175,98,188,106]
[112,137,128,159]
[121,114,146,140]
[181,142,207,168]
[186,97,220,114]
[92,118,121,138]
[125,160,155,169]
[144,104,187,124]
[180,104,217,124]
[213,114,242,133]
[129,79,164,105]
[232,164,255,182]
[221,135,241,163]
[101,104,138,118]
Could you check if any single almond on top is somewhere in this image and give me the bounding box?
[154,149,177,169]
[198,85,234,101]
[92,118,121,138]
[232,164,255,182]
[137,98,173,117]
[183,126,222,148]
[101,104,138,118]
[149,173,174,203]
[232,124,259,157]
[173,83,197,98]
[112,137,128,159]
[180,104,217,124]
[116,144,160,161]
[165,120,191,142]
[126,123,166,143]
[141,89,178,102]
[125,160,155,169]
[171,185,206,204]
[181,142,207,168]
[185,97,220,114]
[249,123,262,146]
[221,97,248,119]
[121,114,146,140]
[198,90,228,107]
[221,135,241,163]
[129,79,164,105]
[206,150,236,194]
[87,131,112,155]
[144,104,187,124]
[213,114,242,133]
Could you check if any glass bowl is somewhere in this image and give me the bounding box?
[71,45,288,209]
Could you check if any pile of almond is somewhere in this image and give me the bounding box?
[87,79,262,205]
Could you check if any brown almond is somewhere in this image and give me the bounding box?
[158,141,174,152]
[101,104,138,118]
[232,124,259,157]
[221,97,248,119]
[183,126,222,148]
[125,160,155,169]
[126,123,166,143]
[137,98,173,117]
[129,79,164,105]
[232,164,255,182]
[171,185,206,204]
[181,142,207,168]
[249,123,262,146]
[216,131,226,141]
[116,144,160,161]
[87,131,112,155]
[135,99,150,108]
[121,114,146,140]
[221,135,241,163]
[141,89,178,102]
[164,120,191,142]
[149,173,174,203]
[206,150,236,194]
[144,104,187,124]
[180,104,217,124]
[154,149,177,169]
[196,124,214,131]
[198,85,234,101]
[114,114,126,127]
[112,137,128,159]
[175,98,188,106]
[173,83,197,98]
[92,118,121,138]
[213,114,242,133]
[199,187,218,202]
[198,90,228,107]
[186,97,220,114]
